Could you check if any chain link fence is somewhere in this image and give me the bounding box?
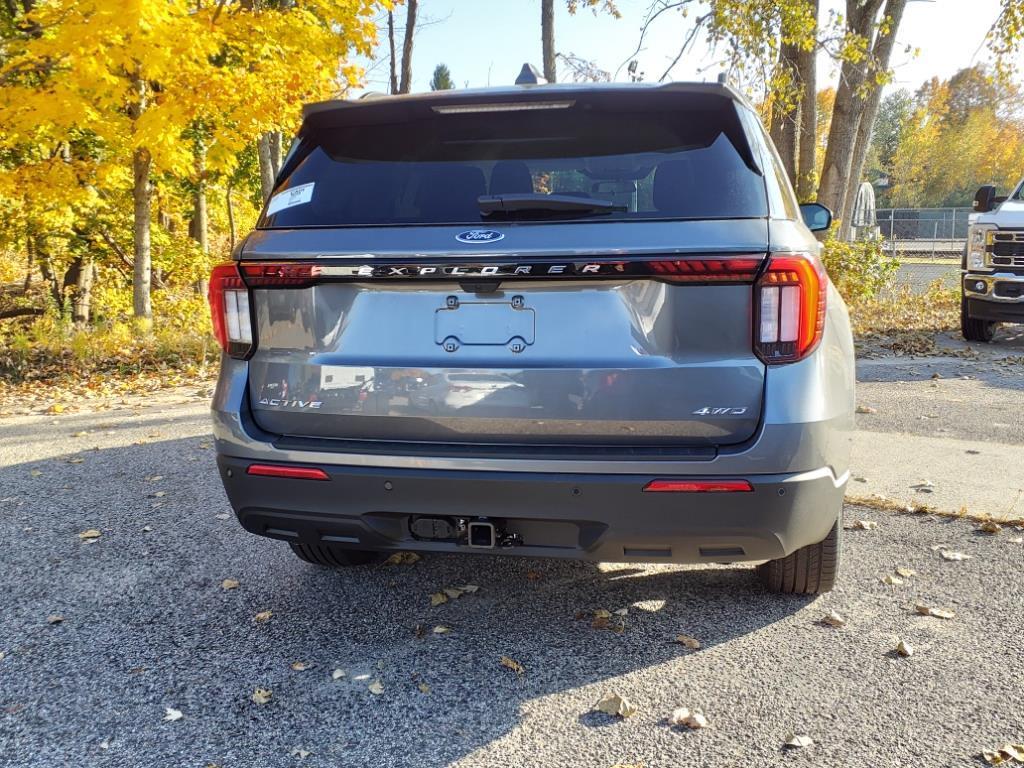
[876,207,968,292]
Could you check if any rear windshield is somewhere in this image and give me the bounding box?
[260,97,768,228]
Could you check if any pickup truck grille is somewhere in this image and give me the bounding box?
[991,231,1024,266]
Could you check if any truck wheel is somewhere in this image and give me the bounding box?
[758,520,841,594]
[961,295,996,342]
[289,543,385,567]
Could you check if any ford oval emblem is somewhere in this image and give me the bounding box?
[455,229,505,244]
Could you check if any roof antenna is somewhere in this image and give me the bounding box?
[515,63,547,85]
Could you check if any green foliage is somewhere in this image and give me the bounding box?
[429,63,454,91]
[821,229,898,302]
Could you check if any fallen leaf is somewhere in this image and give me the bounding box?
[67,457,84,464]
[983,744,1024,765]
[669,707,708,729]
[0,651,5,662]
[331,668,346,680]
[940,550,971,561]
[895,567,917,578]
[78,529,101,541]
[881,574,904,586]
[500,656,525,675]
[849,520,877,531]
[253,610,273,623]
[290,661,312,671]
[221,578,240,590]
[429,592,448,607]
[674,635,701,650]
[459,584,480,594]
[151,491,166,498]
[163,707,183,722]
[252,688,273,705]
[821,610,846,628]
[979,521,1002,534]
[48,403,64,414]
[141,525,153,533]
[146,475,164,482]
[915,604,955,619]
[417,681,431,694]
[443,587,464,600]
[72,431,89,437]
[290,748,312,759]
[855,405,877,414]
[895,639,914,657]
[784,733,814,749]
[595,692,636,718]
[368,680,384,695]
[30,469,42,477]
[383,552,421,566]
[432,625,451,634]
[526,571,542,580]
[613,608,629,616]
[591,616,611,629]
[593,609,612,619]
[47,614,63,625]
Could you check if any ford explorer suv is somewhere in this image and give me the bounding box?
[962,180,1024,341]
[208,78,855,594]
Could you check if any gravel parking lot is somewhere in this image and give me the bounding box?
[2,394,1023,768]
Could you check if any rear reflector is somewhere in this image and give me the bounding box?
[642,479,753,493]
[246,464,330,481]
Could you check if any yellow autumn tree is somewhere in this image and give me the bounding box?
[0,0,384,321]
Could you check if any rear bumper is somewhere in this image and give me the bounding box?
[216,455,845,564]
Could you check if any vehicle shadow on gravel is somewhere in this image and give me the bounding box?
[0,435,816,767]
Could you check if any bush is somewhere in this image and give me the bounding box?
[820,230,898,302]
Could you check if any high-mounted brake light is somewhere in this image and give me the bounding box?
[246,464,330,481]
[643,479,753,493]
[754,252,826,364]
[208,263,254,359]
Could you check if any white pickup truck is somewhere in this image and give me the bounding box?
[962,181,1024,341]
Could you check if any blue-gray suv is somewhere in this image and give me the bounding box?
[209,78,855,594]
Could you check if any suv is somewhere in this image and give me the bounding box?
[962,181,1024,341]
[209,77,855,594]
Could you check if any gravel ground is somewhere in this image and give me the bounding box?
[2,400,1024,768]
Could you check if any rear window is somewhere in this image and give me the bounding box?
[261,95,768,228]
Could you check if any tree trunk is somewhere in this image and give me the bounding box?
[70,254,93,325]
[257,132,275,202]
[132,146,153,320]
[838,0,908,238]
[541,0,556,82]
[399,0,417,94]
[269,130,283,176]
[795,12,818,203]
[23,232,34,292]
[190,144,209,255]
[226,182,237,252]
[817,0,884,235]
[387,11,398,94]
[769,39,801,186]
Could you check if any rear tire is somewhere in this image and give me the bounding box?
[758,520,841,594]
[289,543,385,568]
[961,295,996,342]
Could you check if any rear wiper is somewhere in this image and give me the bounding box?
[478,193,627,217]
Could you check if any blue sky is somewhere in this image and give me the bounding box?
[355,0,1022,96]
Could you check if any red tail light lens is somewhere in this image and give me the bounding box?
[643,479,753,493]
[754,252,826,364]
[646,257,761,283]
[208,263,253,359]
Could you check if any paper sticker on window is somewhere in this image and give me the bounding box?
[266,182,314,216]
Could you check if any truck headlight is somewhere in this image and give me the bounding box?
[968,226,993,270]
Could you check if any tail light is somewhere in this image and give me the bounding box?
[208,263,254,359]
[754,252,826,364]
